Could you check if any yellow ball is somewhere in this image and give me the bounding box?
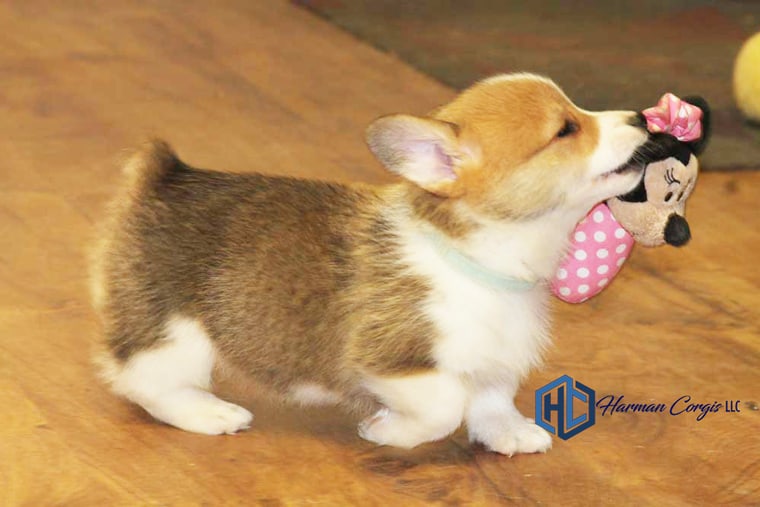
[734,32,760,122]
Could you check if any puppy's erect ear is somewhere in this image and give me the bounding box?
[366,115,466,196]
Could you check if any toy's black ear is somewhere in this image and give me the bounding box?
[639,133,692,166]
[682,95,711,155]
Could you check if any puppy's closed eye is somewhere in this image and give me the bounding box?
[556,119,579,138]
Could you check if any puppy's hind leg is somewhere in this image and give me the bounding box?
[103,315,253,435]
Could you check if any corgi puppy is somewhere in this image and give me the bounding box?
[91,73,649,456]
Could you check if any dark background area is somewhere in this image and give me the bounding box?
[297,0,760,170]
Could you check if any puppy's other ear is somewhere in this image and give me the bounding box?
[682,95,711,155]
[366,115,465,196]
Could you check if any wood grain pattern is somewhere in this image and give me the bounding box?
[0,1,757,505]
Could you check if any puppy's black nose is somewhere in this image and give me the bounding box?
[629,112,648,130]
[664,214,690,246]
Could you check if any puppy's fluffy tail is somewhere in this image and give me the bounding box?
[122,139,183,190]
[89,139,179,315]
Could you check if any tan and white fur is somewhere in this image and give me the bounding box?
[91,73,649,456]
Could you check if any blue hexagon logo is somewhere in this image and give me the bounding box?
[535,375,596,440]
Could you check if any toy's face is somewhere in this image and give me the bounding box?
[643,157,697,214]
[606,93,710,248]
[607,153,699,246]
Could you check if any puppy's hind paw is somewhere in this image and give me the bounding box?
[146,389,254,436]
[193,400,254,435]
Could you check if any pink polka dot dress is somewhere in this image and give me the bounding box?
[551,203,634,303]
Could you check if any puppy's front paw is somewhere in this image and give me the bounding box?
[358,407,401,446]
[482,418,552,457]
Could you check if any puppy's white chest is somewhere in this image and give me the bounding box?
[426,279,549,378]
[400,228,552,380]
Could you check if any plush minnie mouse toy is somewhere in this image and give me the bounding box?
[552,94,710,303]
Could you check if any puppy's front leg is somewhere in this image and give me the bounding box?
[466,384,552,456]
[358,371,467,449]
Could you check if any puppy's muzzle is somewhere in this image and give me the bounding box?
[664,214,690,246]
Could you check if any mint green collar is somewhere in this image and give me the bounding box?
[424,230,538,292]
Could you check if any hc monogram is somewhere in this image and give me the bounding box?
[535,375,596,440]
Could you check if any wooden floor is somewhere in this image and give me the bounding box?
[1,1,758,505]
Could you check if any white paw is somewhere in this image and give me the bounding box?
[147,391,254,435]
[180,400,253,435]
[357,406,460,449]
[484,418,553,457]
[358,407,396,445]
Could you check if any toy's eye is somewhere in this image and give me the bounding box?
[677,190,685,201]
[664,191,674,202]
[665,168,681,185]
[557,120,579,138]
